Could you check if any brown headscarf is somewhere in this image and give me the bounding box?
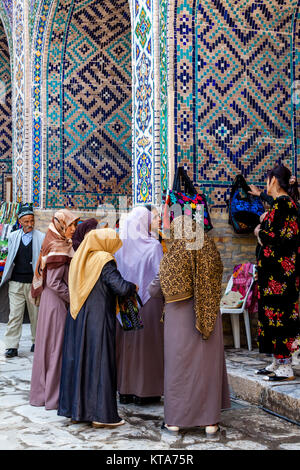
[31,209,79,302]
[159,216,223,339]
[68,228,123,320]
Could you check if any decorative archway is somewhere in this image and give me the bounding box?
[31,0,160,209]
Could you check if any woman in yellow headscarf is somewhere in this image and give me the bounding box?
[58,228,136,428]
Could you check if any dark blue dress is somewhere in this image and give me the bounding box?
[58,260,136,423]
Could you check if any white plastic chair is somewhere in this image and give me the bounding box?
[221,269,255,351]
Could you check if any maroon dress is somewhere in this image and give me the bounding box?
[30,264,69,410]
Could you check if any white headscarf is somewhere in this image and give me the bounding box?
[115,206,163,305]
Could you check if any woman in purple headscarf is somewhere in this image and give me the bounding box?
[115,206,164,405]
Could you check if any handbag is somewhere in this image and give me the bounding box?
[162,167,213,232]
[228,174,265,234]
[118,292,144,331]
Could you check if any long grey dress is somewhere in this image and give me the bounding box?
[58,261,136,423]
[149,276,231,427]
[116,296,164,398]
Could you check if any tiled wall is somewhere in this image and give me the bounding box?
[0,19,11,201]
[171,0,299,209]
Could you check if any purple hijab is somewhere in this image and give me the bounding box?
[72,218,98,251]
[115,206,163,305]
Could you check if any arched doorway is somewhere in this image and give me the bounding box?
[44,0,132,209]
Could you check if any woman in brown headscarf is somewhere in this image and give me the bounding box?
[30,209,79,410]
[149,216,230,437]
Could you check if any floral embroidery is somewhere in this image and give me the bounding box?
[283,338,299,354]
[264,306,284,327]
[278,254,296,276]
[257,321,264,337]
[267,208,276,223]
[263,277,287,296]
[280,216,299,239]
[263,247,274,258]
[290,301,299,320]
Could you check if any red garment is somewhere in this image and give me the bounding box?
[231,263,258,314]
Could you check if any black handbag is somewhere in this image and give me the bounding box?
[118,293,144,331]
[228,174,265,234]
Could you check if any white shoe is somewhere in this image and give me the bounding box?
[162,423,179,433]
[255,358,277,375]
[265,359,277,372]
[263,364,295,382]
[205,425,220,438]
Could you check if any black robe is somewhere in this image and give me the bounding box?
[58,260,136,423]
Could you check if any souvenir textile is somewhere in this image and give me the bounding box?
[163,167,213,232]
[118,293,144,331]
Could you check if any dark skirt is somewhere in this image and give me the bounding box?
[58,280,120,423]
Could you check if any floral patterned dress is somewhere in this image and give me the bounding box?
[257,196,300,358]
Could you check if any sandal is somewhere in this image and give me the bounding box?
[263,374,295,382]
[92,419,125,428]
[161,421,179,433]
[255,368,275,376]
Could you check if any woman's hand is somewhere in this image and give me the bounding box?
[254,224,262,245]
[260,211,268,223]
[248,184,262,197]
[254,224,261,238]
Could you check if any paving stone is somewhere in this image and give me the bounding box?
[0,323,300,450]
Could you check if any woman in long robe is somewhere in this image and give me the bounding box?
[30,209,79,410]
[149,216,230,436]
[115,206,164,405]
[58,229,136,427]
[254,164,300,381]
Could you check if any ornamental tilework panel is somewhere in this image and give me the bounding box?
[133,0,155,204]
[13,0,26,202]
[293,3,300,171]
[0,20,12,200]
[45,0,132,209]
[159,0,168,192]
[174,0,299,209]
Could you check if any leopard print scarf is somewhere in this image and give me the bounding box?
[159,216,223,339]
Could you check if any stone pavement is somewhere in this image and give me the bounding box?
[0,323,300,451]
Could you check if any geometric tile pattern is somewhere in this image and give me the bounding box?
[0,20,12,201]
[133,0,155,204]
[159,0,168,193]
[32,0,53,207]
[12,0,26,202]
[45,0,132,209]
[293,1,300,175]
[173,0,299,209]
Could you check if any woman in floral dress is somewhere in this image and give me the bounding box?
[254,164,300,381]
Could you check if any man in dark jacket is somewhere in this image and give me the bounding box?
[1,204,45,358]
